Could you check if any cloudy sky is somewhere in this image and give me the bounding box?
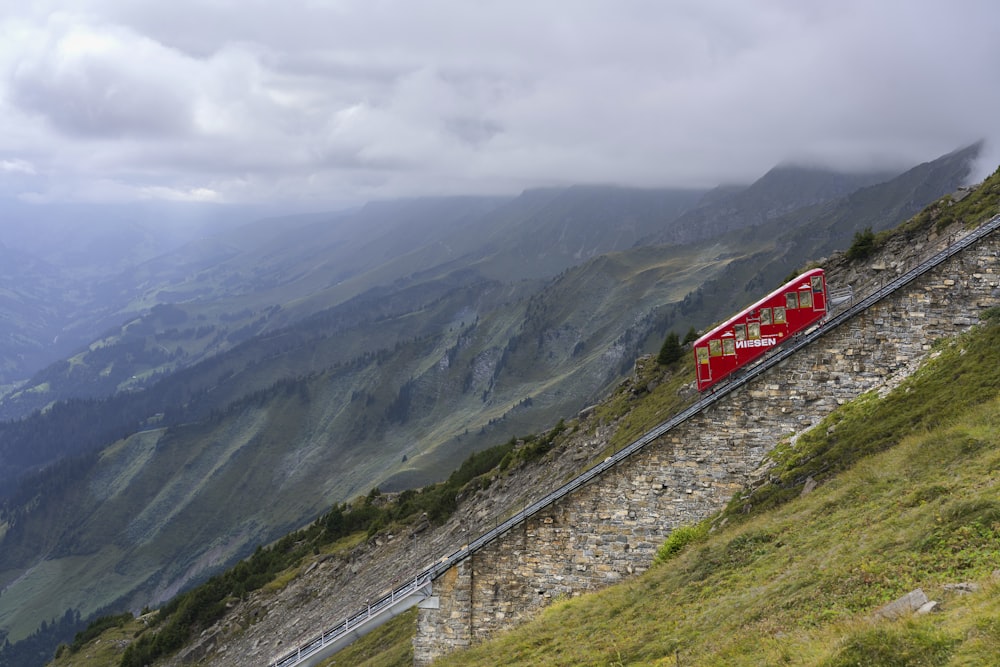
[1,0,998,210]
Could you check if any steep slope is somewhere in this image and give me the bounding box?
[668,142,981,331]
[645,163,902,246]
[0,187,703,420]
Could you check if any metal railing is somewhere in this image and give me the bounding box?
[268,213,1000,666]
[268,574,432,667]
[828,286,854,306]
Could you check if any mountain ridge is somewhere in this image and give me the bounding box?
[642,163,901,246]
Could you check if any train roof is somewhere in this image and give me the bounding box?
[693,267,824,346]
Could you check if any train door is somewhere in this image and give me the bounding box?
[696,345,711,386]
[810,274,826,312]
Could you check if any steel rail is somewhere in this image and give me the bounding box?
[268,574,433,667]
[268,213,1000,666]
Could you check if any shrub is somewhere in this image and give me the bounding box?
[654,522,709,564]
[846,227,877,261]
[979,306,1000,322]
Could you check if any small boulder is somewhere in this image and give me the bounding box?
[874,588,929,620]
[943,582,980,594]
[916,600,940,615]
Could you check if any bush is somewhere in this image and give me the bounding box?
[654,522,709,564]
[979,306,1000,322]
[70,612,133,653]
[846,227,877,261]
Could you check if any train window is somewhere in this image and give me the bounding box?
[748,322,761,339]
[760,308,772,325]
[709,339,722,357]
[697,346,709,364]
[811,275,823,292]
[722,338,735,355]
[774,306,786,324]
[786,292,798,309]
[799,289,813,308]
[734,324,746,340]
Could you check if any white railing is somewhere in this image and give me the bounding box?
[268,574,432,667]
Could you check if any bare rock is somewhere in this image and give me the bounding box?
[916,600,940,615]
[799,476,818,497]
[874,588,928,620]
[943,582,981,594]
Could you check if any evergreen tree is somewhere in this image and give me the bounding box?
[683,327,698,345]
[657,331,683,365]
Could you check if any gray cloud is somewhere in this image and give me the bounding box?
[0,0,998,208]
[9,31,195,138]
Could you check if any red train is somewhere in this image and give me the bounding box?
[692,268,827,391]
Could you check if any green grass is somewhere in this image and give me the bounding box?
[48,615,149,667]
[593,354,697,458]
[318,607,417,667]
[724,320,1000,521]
